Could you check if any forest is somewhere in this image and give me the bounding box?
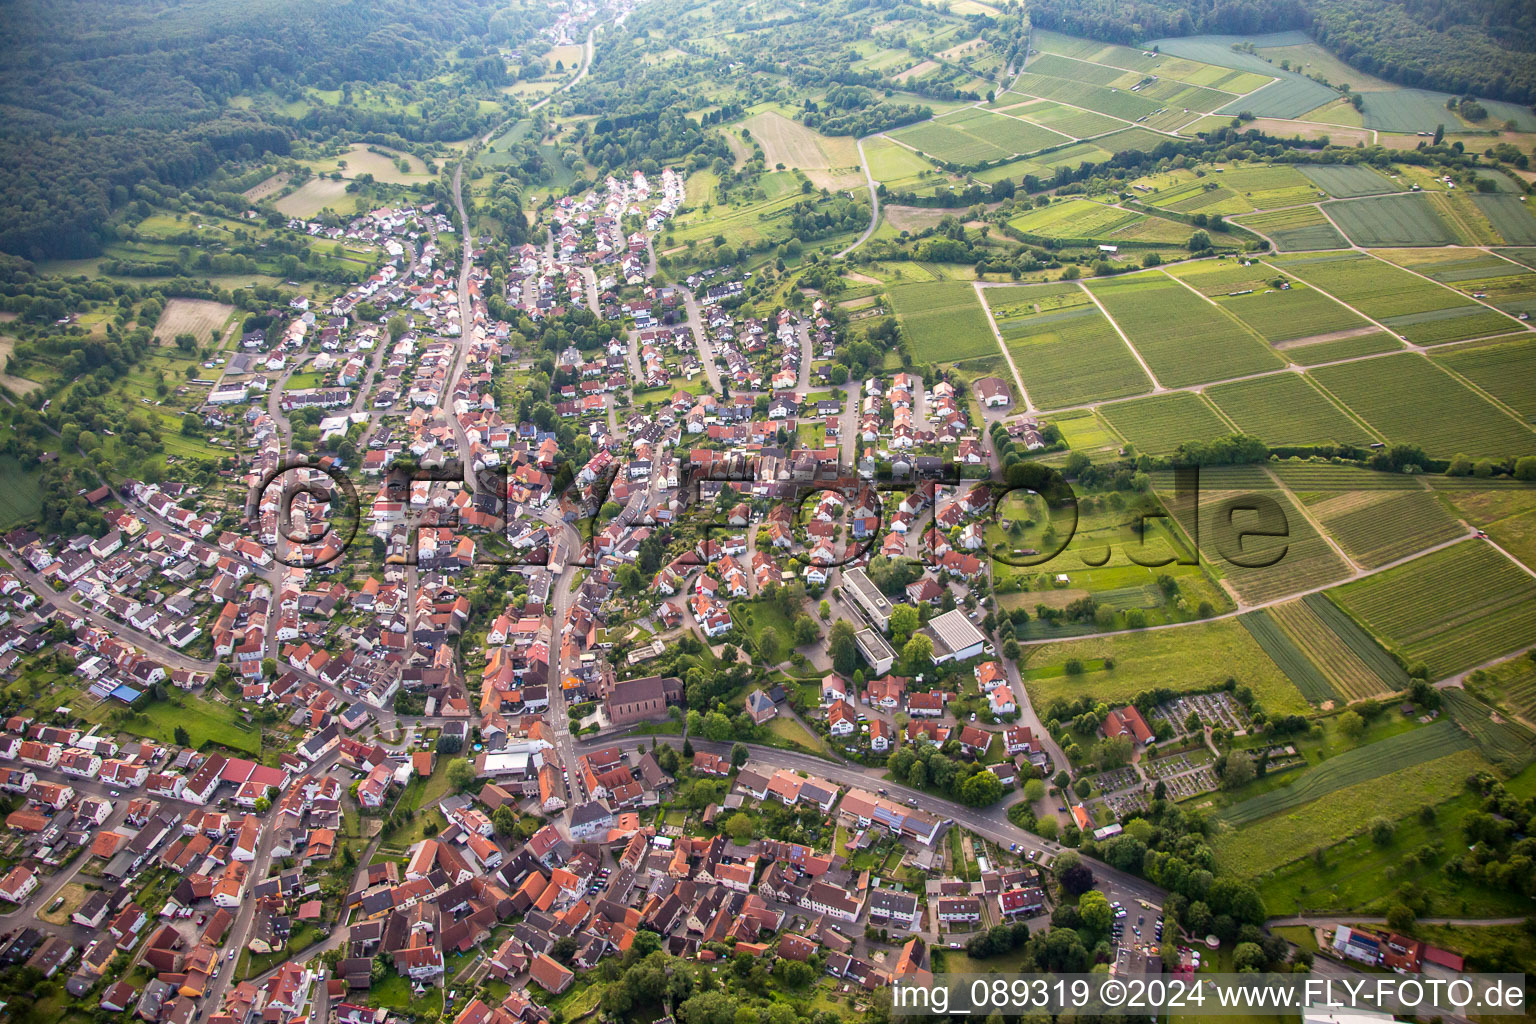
[0,0,519,260]
[1026,0,1536,103]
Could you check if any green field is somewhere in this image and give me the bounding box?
[1010,100,1125,139]
[887,281,998,361]
[1088,273,1285,386]
[1219,718,1475,825]
[1270,594,1408,701]
[1432,334,1536,422]
[1205,373,1374,447]
[1271,251,1517,345]
[1309,353,1534,459]
[1182,465,1351,604]
[1299,164,1396,198]
[982,283,1152,408]
[1006,199,1189,244]
[1330,539,1536,677]
[1441,687,1536,774]
[0,456,42,529]
[1099,391,1232,456]
[1167,261,1372,344]
[1022,618,1309,716]
[1233,205,1348,251]
[1239,609,1339,704]
[1323,194,1454,247]
[1307,488,1466,568]
[1427,477,1536,572]
[1474,194,1536,246]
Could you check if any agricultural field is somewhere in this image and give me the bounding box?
[1280,331,1403,365]
[889,119,1012,165]
[151,299,235,346]
[1464,650,1536,728]
[1309,353,1534,459]
[1006,199,1189,245]
[1270,594,1409,701]
[1021,618,1310,716]
[299,143,431,184]
[1205,373,1374,447]
[1176,465,1351,605]
[1219,718,1475,826]
[862,137,944,190]
[981,283,1152,408]
[1007,100,1125,139]
[1168,258,1371,343]
[1273,251,1520,345]
[1322,193,1461,247]
[1441,688,1536,774]
[1298,163,1397,198]
[1233,205,1347,251]
[1432,335,1536,422]
[1306,487,1466,567]
[1099,391,1232,456]
[1239,609,1339,704]
[1255,760,1536,918]
[1004,74,1160,122]
[273,177,358,218]
[1087,272,1285,386]
[886,281,998,362]
[1474,194,1536,246]
[742,111,864,189]
[1330,539,1536,678]
[1426,477,1536,572]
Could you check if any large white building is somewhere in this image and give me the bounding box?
[921,608,987,664]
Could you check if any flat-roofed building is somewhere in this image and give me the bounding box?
[854,628,897,676]
[841,567,892,631]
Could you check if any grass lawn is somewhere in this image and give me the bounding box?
[762,714,824,754]
[117,694,262,755]
[731,597,799,655]
[364,971,417,1010]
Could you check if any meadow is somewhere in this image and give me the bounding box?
[1021,618,1309,716]
[152,299,235,346]
[274,177,357,218]
[743,111,864,189]
[1219,717,1474,826]
[887,281,998,361]
[1309,353,1534,458]
[1204,373,1375,447]
[1213,748,1488,875]
[0,456,43,529]
[1099,391,1232,456]
[1270,595,1408,701]
[1330,539,1536,677]
[982,283,1153,408]
[1088,273,1285,386]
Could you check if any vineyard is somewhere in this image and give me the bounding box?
[1300,164,1395,198]
[1099,391,1232,456]
[1271,596,1404,701]
[1465,651,1536,728]
[1239,206,1348,250]
[1089,273,1285,387]
[1309,354,1535,459]
[1205,374,1375,447]
[1308,488,1466,568]
[984,285,1153,409]
[1192,475,1350,605]
[1240,610,1339,705]
[1434,335,1536,422]
[887,282,998,362]
[1218,718,1475,826]
[1330,540,1536,678]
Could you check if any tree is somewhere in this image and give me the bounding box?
[959,769,1003,806]
[793,615,818,647]
[1337,710,1364,737]
[902,633,933,669]
[1023,778,1047,802]
[1188,230,1212,252]
[889,603,920,645]
[1078,890,1113,934]
[447,758,476,792]
[757,627,781,665]
[1232,941,1267,972]
[731,742,749,768]
[829,619,858,675]
[1370,817,1395,845]
[388,314,408,341]
[1002,638,1020,661]
[173,726,191,747]
[492,805,517,835]
[723,812,755,842]
[1386,903,1416,932]
[1219,750,1255,790]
